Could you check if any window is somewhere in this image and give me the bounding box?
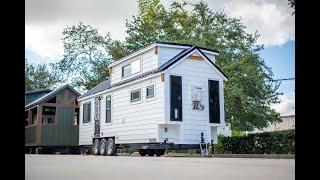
[31,107,37,125]
[106,95,111,123]
[94,97,101,120]
[131,59,141,74]
[122,59,141,78]
[146,85,155,99]
[25,111,29,127]
[83,102,91,123]
[122,64,131,78]
[130,89,141,102]
[42,106,56,124]
[74,108,79,126]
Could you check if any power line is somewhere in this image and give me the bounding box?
[274,78,295,81]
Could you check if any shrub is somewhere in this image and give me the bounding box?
[218,130,295,154]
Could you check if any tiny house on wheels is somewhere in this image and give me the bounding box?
[78,41,228,156]
[25,85,81,154]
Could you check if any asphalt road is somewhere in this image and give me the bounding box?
[25,155,294,180]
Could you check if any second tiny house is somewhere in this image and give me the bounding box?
[78,41,228,156]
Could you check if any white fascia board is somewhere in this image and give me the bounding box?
[163,48,227,81]
[78,73,162,102]
[108,44,157,68]
[157,43,219,56]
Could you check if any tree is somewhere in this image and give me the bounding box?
[55,22,112,90]
[25,59,61,91]
[109,0,281,131]
[288,0,295,15]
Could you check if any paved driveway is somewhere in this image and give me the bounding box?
[25,155,294,180]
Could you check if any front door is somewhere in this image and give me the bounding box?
[94,96,101,137]
[208,80,220,123]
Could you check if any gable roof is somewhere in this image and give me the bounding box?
[108,41,219,68]
[25,89,52,95]
[25,84,81,110]
[79,46,228,100]
[159,46,228,79]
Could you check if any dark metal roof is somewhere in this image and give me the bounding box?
[79,46,227,99]
[25,84,81,110]
[79,79,111,98]
[79,70,160,98]
[25,89,52,95]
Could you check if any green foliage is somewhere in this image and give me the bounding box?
[288,0,295,15]
[187,149,196,156]
[120,147,135,155]
[231,130,246,137]
[113,0,281,131]
[25,59,61,91]
[215,130,295,154]
[55,22,112,90]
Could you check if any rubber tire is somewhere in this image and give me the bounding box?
[92,139,100,155]
[106,138,116,156]
[155,149,165,157]
[138,149,146,156]
[99,139,107,156]
[147,149,155,156]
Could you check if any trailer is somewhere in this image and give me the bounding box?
[78,41,228,156]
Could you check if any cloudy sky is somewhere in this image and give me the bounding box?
[25,0,295,116]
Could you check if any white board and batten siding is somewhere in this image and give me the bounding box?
[79,75,165,145]
[161,51,225,145]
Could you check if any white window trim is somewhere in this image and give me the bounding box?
[121,57,142,79]
[130,88,142,104]
[145,83,156,101]
[105,94,112,124]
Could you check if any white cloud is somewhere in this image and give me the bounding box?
[271,91,295,116]
[25,0,295,61]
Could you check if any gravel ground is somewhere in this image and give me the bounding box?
[25,154,295,180]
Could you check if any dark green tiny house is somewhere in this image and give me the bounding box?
[25,85,81,154]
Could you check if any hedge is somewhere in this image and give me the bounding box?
[215,129,295,154]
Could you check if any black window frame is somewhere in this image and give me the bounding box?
[106,95,111,123]
[130,89,141,102]
[146,84,155,99]
[83,102,91,123]
[208,80,220,123]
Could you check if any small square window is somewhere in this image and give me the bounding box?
[146,85,155,99]
[130,89,141,102]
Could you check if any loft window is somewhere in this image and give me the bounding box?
[74,108,79,126]
[83,102,91,123]
[122,64,131,78]
[122,59,141,78]
[130,89,141,102]
[42,106,56,124]
[146,85,155,99]
[106,95,111,123]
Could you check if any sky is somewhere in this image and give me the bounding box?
[25,0,295,116]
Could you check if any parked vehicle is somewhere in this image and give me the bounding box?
[25,85,81,154]
[78,41,228,156]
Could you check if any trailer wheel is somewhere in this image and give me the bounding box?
[147,149,155,156]
[99,139,107,156]
[92,139,100,155]
[106,138,116,156]
[138,150,146,156]
[155,149,165,157]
